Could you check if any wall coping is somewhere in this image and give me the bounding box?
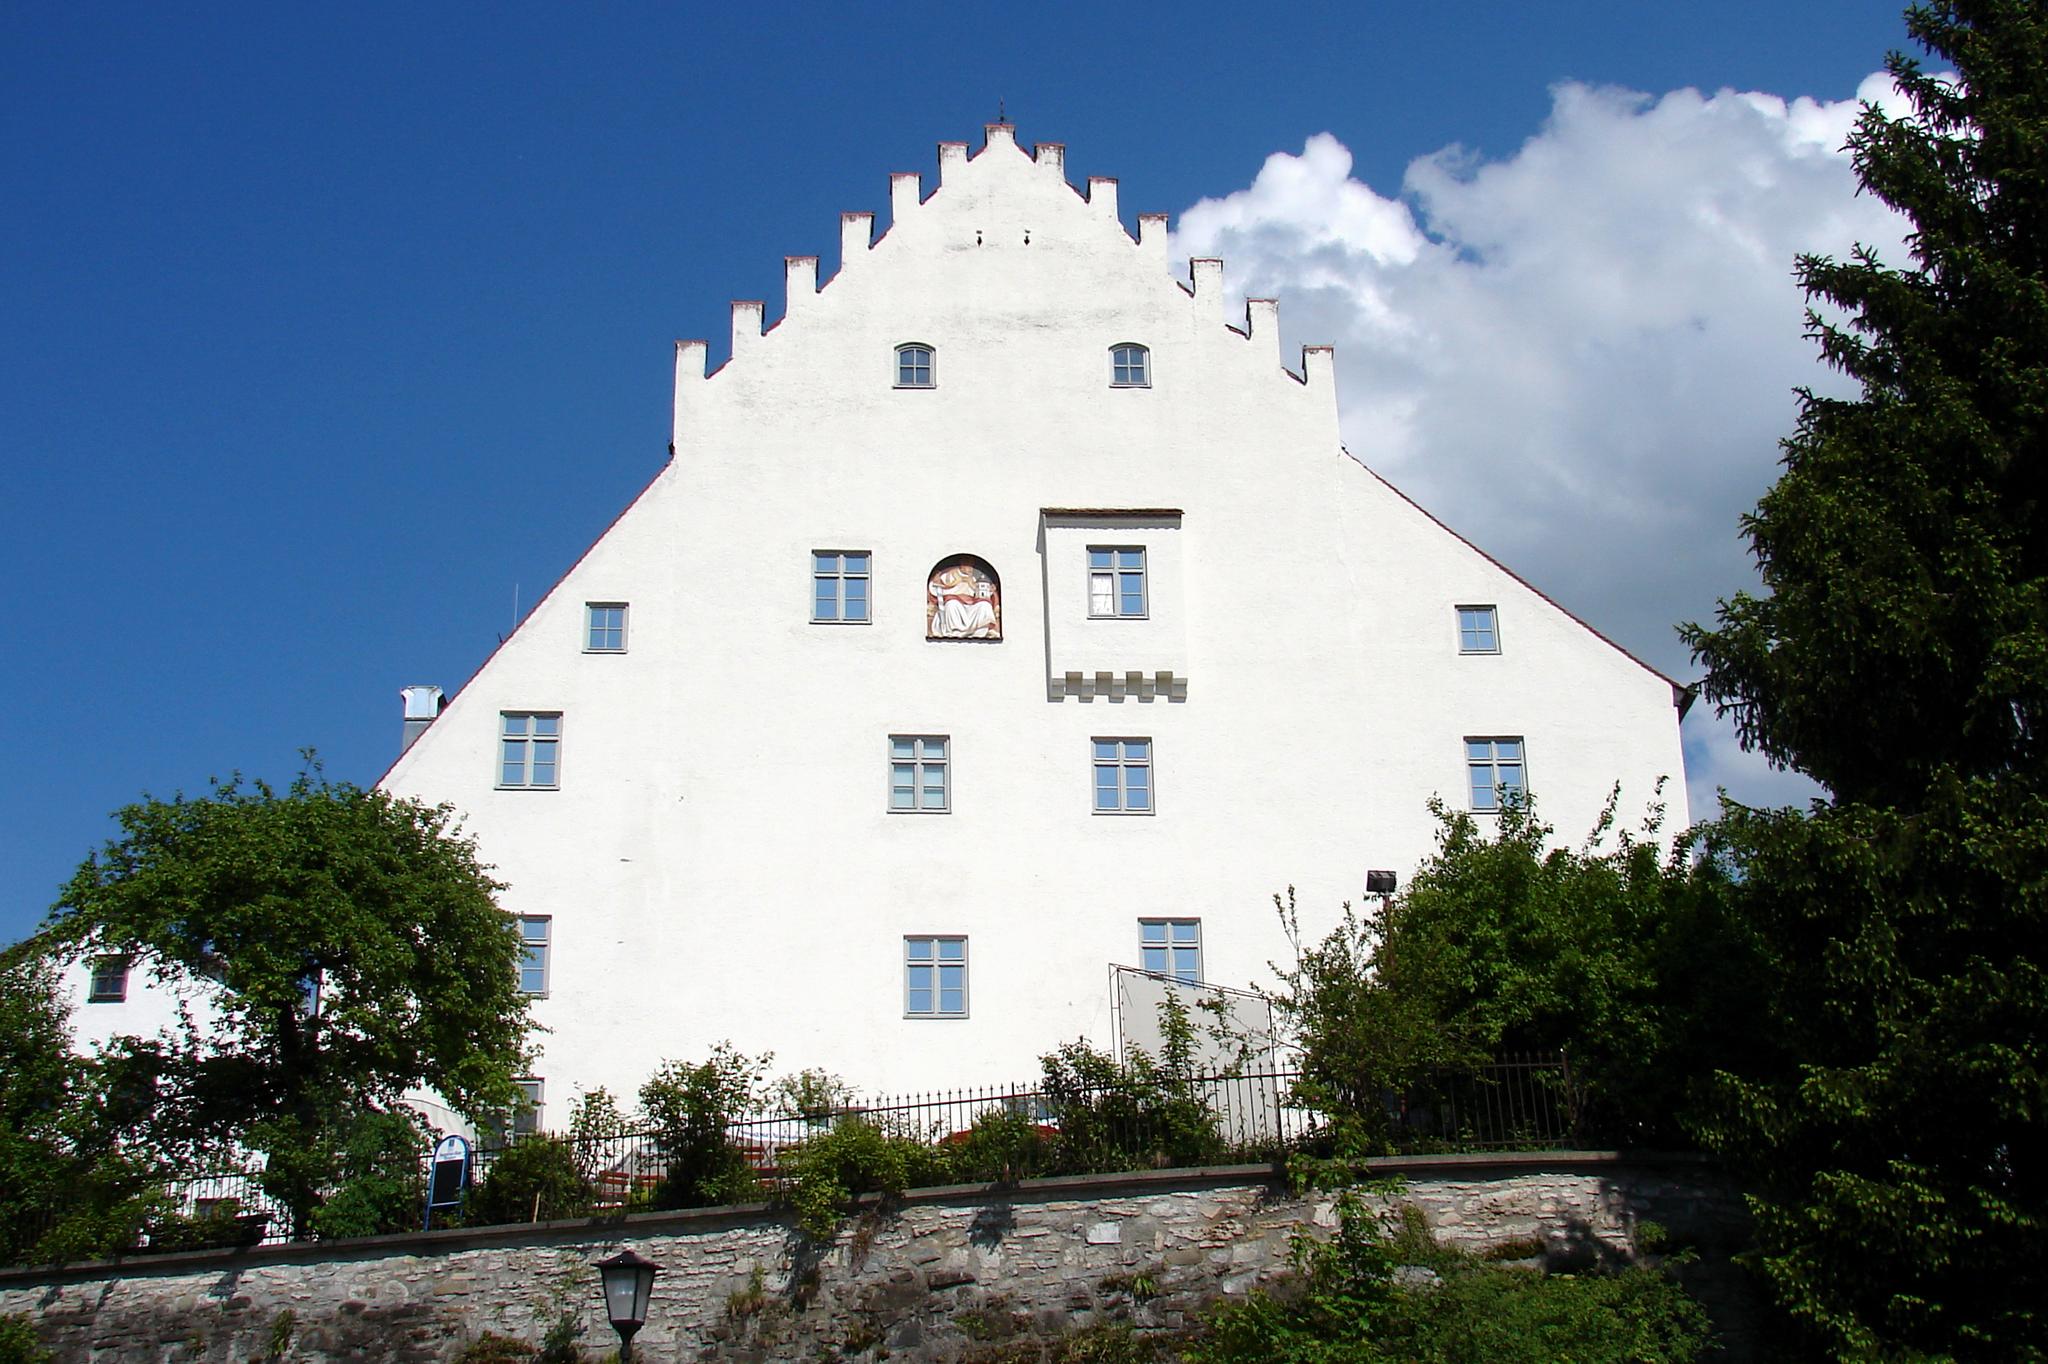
[0,1149,1718,1286]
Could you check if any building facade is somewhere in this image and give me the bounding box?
[72,126,1690,1115]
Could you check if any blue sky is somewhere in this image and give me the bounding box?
[1,3,1914,945]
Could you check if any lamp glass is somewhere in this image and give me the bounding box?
[598,1250,659,1330]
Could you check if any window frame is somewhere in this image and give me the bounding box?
[1092,737,1154,815]
[518,916,551,997]
[1138,918,1202,984]
[584,602,628,653]
[88,955,130,1003]
[1110,343,1151,388]
[1086,546,1149,619]
[512,1078,544,1140]
[894,343,936,389]
[812,551,872,624]
[1465,737,1527,812]
[498,712,562,790]
[1456,605,1500,655]
[888,735,950,813]
[903,935,969,1018]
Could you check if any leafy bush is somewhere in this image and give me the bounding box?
[310,1109,428,1239]
[784,1115,955,1239]
[0,1314,52,1364]
[1189,1189,1709,1363]
[466,1137,593,1226]
[1040,997,1226,1175]
[638,1044,768,1210]
[454,1334,534,1362]
[141,1197,268,1252]
[947,1107,1054,1184]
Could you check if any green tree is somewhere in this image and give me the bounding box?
[637,1044,769,1209]
[1269,790,1752,1150]
[0,960,166,1264]
[1680,4,2048,1356]
[38,762,534,1238]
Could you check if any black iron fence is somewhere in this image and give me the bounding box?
[141,1055,1579,1247]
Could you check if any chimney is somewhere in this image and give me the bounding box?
[400,685,445,754]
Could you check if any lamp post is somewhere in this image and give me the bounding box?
[595,1248,661,1361]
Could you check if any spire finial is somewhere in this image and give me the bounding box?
[997,97,1008,126]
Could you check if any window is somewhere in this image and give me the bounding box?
[1093,738,1153,813]
[813,552,871,623]
[1457,606,1499,654]
[1111,343,1150,387]
[88,955,129,1003]
[895,343,935,388]
[585,603,627,652]
[518,917,550,996]
[1088,547,1147,618]
[513,1078,544,1140]
[499,712,561,788]
[904,936,967,1017]
[889,735,949,812]
[1466,738,1527,811]
[1139,919,1202,984]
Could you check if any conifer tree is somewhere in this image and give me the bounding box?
[1682,5,2048,1356]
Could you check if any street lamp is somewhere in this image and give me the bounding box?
[595,1248,661,1361]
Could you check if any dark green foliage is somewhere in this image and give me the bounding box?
[140,1198,268,1252]
[0,959,165,1265]
[638,1044,768,1209]
[466,1137,594,1226]
[1681,1,2048,808]
[785,1115,955,1239]
[946,1108,1054,1184]
[1269,790,1750,1150]
[1189,1191,1709,1364]
[1039,995,1227,1174]
[0,1315,53,1364]
[1677,5,2048,1357]
[455,1334,537,1362]
[307,1110,429,1240]
[38,761,533,1237]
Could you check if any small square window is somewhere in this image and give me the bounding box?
[813,551,871,623]
[905,936,967,1017]
[1139,919,1201,984]
[889,735,949,812]
[518,916,550,996]
[1466,737,1526,812]
[1093,738,1153,814]
[500,712,561,789]
[88,955,130,1003]
[585,603,628,652]
[895,344,935,388]
[1111,344,1150,387]
[1457,606,1499,654]
[1087,547,1147,618]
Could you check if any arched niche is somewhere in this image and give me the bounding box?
[925,555,1002,641]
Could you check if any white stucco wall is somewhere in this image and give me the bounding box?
[80,126,1688,1117]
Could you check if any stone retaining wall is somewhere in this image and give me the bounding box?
[0,1153,1752,1362]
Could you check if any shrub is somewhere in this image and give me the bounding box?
[1040,1005,1226,1177]
[1189,1189,1709,1363]
[638,1045,768,1210]
[310,1109,429,1239]
[784,1115,954,1240]
[0,1315,52,1364]
[466,1137,592,1226]
[948,1107,1054,1184]
[141,1198,268,1253]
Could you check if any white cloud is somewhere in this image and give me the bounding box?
[1173,73,1908,818]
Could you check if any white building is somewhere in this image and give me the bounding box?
[74,125,1689,1116]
